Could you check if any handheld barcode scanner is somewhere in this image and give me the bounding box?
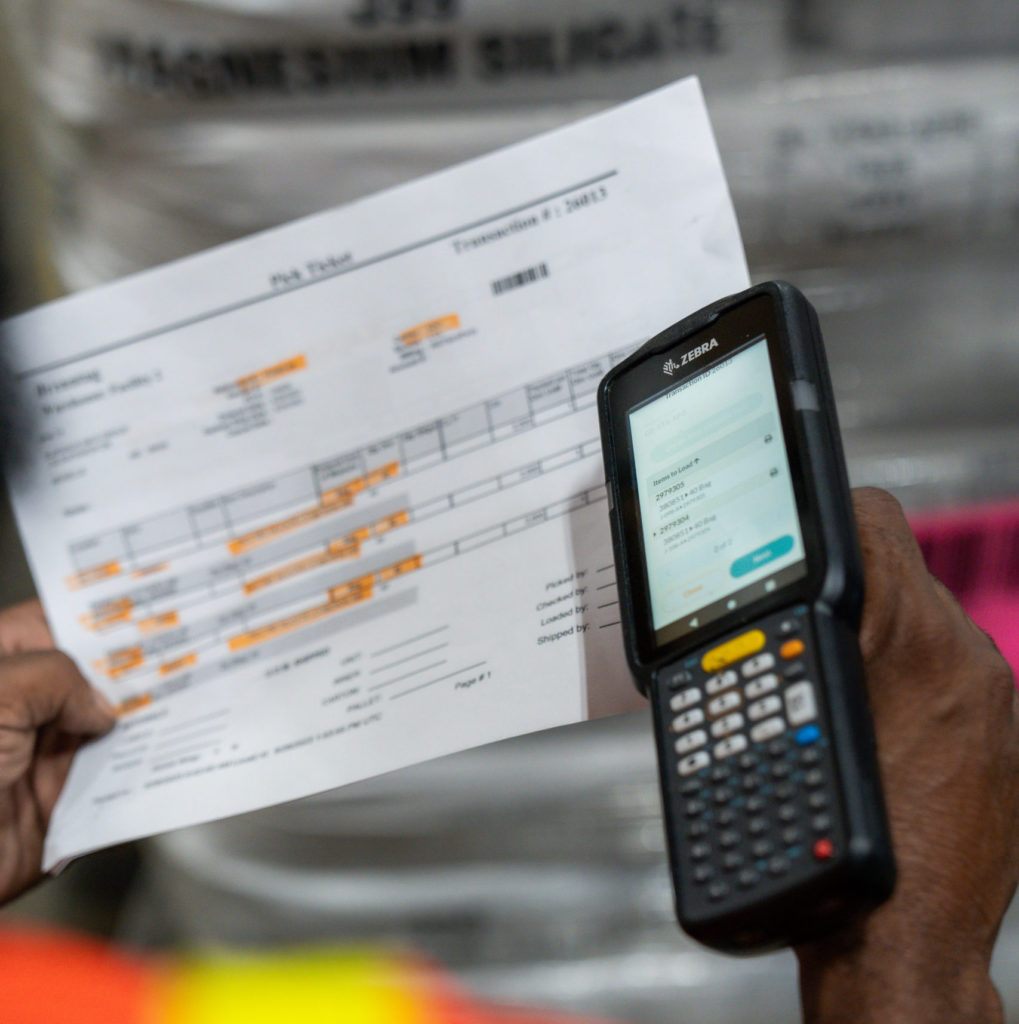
[598,281,895,953]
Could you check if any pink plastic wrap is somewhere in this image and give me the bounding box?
[909,500,1019,682]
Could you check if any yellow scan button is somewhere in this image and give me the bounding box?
[701,629,766,673]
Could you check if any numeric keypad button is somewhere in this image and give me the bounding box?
[750,717,786,744]
[742,774,762,793]
[672,708,705,733]
[669,687,702,712]
[742,653,775,677]
[745,672,779,699]
[719,830,741,850]
[751,839,774,859]
[678,751,710,776]
[714,735,748,760]
[707,691,741,717]
[705,669,739,695]
[768,856,790,876]
[767,738,790,758]
[723,852,744,872]
[674,729,708,755]
[708,881,730,902]
[748,695,782,721]
[775,782,795,802]
[711,713,744,739]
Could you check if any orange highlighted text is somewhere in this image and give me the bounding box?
[117,693,153,716]
[399,314,460,347]
[80,597,133,631]
[66,561,121,591]
[138,611,180,635]
[237,354,308,392]
[159,652,198,677]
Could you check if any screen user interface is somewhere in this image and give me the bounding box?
[628,336,806,646]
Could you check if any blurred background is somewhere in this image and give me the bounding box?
[0,2,1017,1021]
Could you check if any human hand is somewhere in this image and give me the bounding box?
[0,598,57,654]
[0,600,116,904]
[796,488,1019,1024]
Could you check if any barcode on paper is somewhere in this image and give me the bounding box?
[491,263,549,296]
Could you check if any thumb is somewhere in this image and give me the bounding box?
[0,651,117,738]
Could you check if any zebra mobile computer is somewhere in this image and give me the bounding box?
[597,281,895,953]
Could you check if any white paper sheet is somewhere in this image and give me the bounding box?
[1,77,748,868]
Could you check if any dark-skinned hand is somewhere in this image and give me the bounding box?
[0,599,115,904]
[797,488,1019,1024]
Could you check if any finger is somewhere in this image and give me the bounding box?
[0,599,55,655]
[851,488,936,658]
[30,725,84,825]
[851,487,929,577]
[0,651,117,738]
[856,490,1010,663]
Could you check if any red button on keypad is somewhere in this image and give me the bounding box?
[812,838,835,861]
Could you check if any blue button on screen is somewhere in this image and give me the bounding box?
[730,535,795,578]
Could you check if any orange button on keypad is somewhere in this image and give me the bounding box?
[780,638,805,659]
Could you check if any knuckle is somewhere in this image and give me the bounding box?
[853,486,908,534]
[38,649,78,679]
[0,697,20,730]
[854,485,903,516]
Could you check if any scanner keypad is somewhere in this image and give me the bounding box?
[658,606,843,912]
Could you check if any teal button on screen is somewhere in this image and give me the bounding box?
[730,535,794,578]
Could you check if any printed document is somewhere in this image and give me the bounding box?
[1,77,748,868]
